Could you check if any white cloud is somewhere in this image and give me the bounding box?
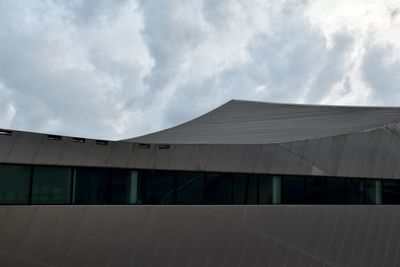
[0,0,399,139]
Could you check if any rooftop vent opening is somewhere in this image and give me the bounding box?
[0,129,12,136]
[139,143,151,148]
[96,140,108,146]
[48,135,61,141]
[158,144,170,149]
[72,137,85,143]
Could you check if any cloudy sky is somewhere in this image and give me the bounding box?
[0,0,400,140]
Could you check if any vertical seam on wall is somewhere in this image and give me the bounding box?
[30,135,46,164]
[4,132,20,162]
[125,143,136,168]
[104,142,116,166]
[165,145,177,170]
[250,145,263,173]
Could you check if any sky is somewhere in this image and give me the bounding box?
[0,0,400,140]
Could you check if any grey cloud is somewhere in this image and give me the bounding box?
[144,1,356,130]
[390,7,400,20]
[305,33,354,102]
[50,0,130,25]
[0,0,147,139]
[0,84,14,127]
[362,44,400,105]
[0,0,398,140]
[205,13,352,103]
[245,25,353,103]
[137,1,207,96]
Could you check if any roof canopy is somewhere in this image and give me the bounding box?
[125,100,400,144]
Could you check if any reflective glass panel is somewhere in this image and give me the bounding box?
[326,177,345,204]
[74,168,131,204]
[0,164,30,204]
[259,175,273,204]
[364,179,379,204]
[176,172,205,204]
[382,180,400,204]
[108,169,134,204]
[282,176,305,204]
[32,166,72,204]
[142,170,175,204]
[305,177,326,204]
[232,174,247,204]
[246,174,258,204]
[129,171,140,204]
[345,179,364,204]
[205,173,232,204]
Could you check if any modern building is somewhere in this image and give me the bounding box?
[0,100,400,266]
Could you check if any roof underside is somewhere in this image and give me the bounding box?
[125,100,400,144]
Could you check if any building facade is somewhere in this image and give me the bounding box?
[0,100,400,266]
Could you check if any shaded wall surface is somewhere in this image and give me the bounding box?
[0,205,399,267]
[2,126,400,179]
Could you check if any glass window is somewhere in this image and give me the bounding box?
[0,164,31,204]
[74,168,131,204]
[232,174,247,204]
[305,177,326,204]
[31,166,72,204]
[259,175,273,204]
[74,168,108,204]
[129,171,140,204]
[282,176,305,204]
[326,177,345,204]
[345,179,363,204]
[175,172,205,204]
[272,176,281,204]
[373,180,382,204]
[142,170,175,204]
[232,174,258,204]
[246,175,258,204]
[364,179,380,204]
[344,178,376,204]
[382,180,400,204]
[205,173,232,204]
[108,169,135,204]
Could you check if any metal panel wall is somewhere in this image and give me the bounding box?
[0,205,398,267]
[6,132,44,164]
[1,128,400,179]
[57,138,92,166]
[33,138,66,165]
[0,133,18,162]
[107,141,134,167]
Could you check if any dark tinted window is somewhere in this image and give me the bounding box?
[345,179,379,204]
[282,176,305,204]
[129,171,140,204]
[305,177,326,204]
[142,170,175,204]
[74,168,131,204]
[246,175,258,204]
[382,180,400,204]
[364,180,379,204]
[175,172,205,204]
[108,169,135,204]
[0,164,30,204]
[326,177,345,204]
[259,175,273,204]
[345,179,364,204]
[232,174,247,204]
[0,163,395,205]
[205,173,232,204]
[32,166,72,204]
